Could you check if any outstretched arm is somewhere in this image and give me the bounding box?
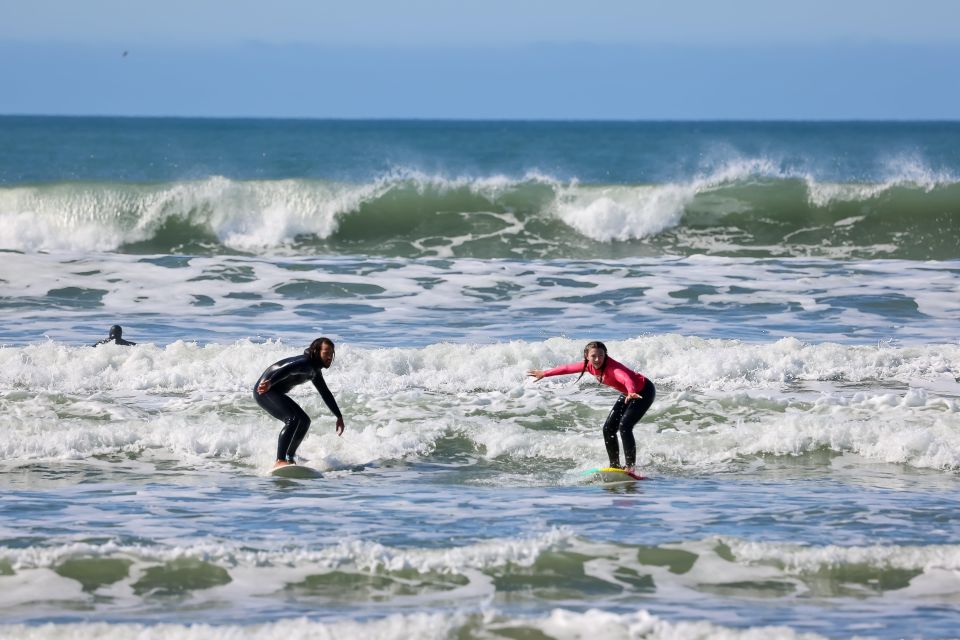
[527,362,583,381]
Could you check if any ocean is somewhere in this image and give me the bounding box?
[0,117,958,639]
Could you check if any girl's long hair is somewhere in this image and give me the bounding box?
[305,337,335,367]
[576,341,607,384]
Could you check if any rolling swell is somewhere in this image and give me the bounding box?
[1,174,958,259]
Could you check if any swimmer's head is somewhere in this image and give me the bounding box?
[109,325,123,339]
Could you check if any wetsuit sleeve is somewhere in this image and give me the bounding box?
[542,362,584,378]
[313,375,343,419]
[610,362,639,394]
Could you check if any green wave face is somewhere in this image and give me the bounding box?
[2,177,959,259]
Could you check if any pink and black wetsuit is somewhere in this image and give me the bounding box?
[542,356,656,468]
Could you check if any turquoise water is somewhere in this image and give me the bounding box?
[0,117,959,639]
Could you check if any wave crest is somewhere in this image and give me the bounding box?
[1,162,959,258]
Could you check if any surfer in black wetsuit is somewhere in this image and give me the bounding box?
[94,325,136,346]
[254,337,345,468]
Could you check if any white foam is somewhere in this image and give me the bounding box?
[1,335,958,469]
[0,613,465,640]
[805,155,957,207]
[527,609,827,640]
[4,532,958,587]
[551,182,693,241]
[3,335,956,397]
[550,158,784,242]
[1,533,957,632]
[0,609,833,640]
[0,531,576,613]
[210,178,383,251]
[0,528,574,573]
[727,538,960,574]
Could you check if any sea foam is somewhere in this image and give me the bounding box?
[1,338,957,470]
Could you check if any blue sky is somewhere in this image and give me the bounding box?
[2,0,958,119]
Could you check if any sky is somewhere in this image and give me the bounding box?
[1,0,959,119]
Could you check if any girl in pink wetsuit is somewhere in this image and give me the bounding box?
[528,341,655,473]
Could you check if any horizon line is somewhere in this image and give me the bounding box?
[3,113,960,124]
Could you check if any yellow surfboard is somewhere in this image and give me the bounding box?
[583,467,646,483]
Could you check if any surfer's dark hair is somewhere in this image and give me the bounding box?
[576,340,607,384]
[305,337,335,365]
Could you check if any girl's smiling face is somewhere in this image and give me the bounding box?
[586,346,606,369]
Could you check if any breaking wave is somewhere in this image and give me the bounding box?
[2,162,958,259]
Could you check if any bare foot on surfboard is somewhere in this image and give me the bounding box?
[272,460,293,469]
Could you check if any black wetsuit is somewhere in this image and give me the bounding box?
[254,354,342,463]
[94,325,135,346]
[602,378,656,468]
[94,337,136,346]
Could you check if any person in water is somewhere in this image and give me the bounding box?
[254,337,345,468]
[94,325,136,346]
[527,341,655,473]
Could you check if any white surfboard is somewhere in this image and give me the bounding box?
[269,464,322,479]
